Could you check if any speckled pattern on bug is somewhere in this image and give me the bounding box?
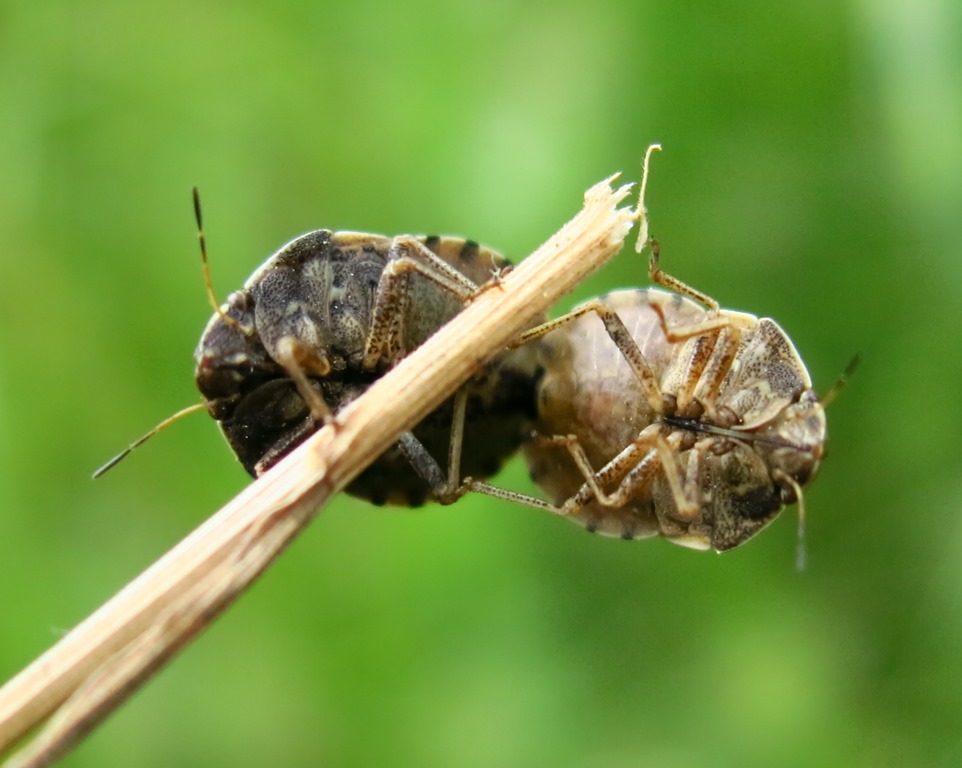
[195,230,543,506]
[514,254,826,552]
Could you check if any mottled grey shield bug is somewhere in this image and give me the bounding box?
[96,194,543,508]
[469,173,828,553]
[192,223,542,506]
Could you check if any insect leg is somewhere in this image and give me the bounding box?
[557,428,709,541]
[362,236,481,369]
[513,300,667,415]
[534,433,649,509]
[394,389,471,505]
[647,300,735,344]
[390,236,482,299]
[272,336,334,422]
[466,429,705,536]
[557,428,699,521]
[647,239,720,313]
[647,302,742,419]
[463,478,560,514]
[252,415,318,475]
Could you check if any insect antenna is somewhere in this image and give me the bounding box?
[193,187,245,332]
[92,402,208,478]
[820,353,860,408]
[777,354,859,553]
[775,470,808,572]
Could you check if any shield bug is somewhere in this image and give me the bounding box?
[96,193,543,508]
[194,225,543,506]
[470,226,827,553]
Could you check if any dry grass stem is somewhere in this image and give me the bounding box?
[0,161,652,767]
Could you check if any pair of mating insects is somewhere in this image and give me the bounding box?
[98,147,832,554]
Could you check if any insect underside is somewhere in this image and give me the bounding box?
[471,251,827,553]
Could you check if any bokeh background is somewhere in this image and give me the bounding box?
[1,1,960,766]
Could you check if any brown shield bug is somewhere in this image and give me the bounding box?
[96,193,543,508]
[194,227,542,506]
[468,157,829,554]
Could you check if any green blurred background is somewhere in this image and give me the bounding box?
[1,1,960,766]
